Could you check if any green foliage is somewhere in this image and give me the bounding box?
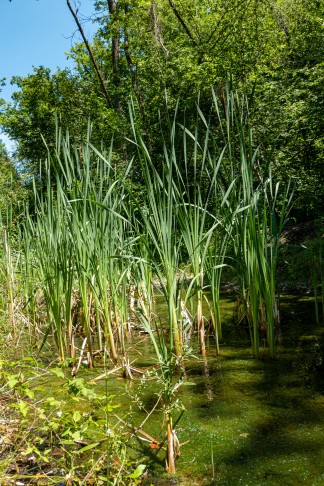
[0,359,146,485]
[1,87,294,364]
[1,0,322,218]
[1,88,294,475]
[0,142,26,226]
[0,67,124,178]
[249,0,324,218]
[278,223,324,324]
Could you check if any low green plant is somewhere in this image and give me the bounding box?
[0,359,147,485]
[135,312,195,474]
[277,227,324,324]
[306,238,324,325]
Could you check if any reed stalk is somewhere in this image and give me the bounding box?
[128,102,183,358]
[225,88,294,357]
[2,229,16,339]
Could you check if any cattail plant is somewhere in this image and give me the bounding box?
[24,159,75,360]
[172,112,216,356]
[128,102,183,359]
[223,89,294,357]
[1,228,16,339]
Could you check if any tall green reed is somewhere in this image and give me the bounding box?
[220,88,294,357]
[128,103,183,359]
[173,110,234,355]
[54,135,130,364]
[1,228,16,338]
[23,158,75,360]
[13,86,293,368]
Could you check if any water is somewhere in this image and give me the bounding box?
[2,293,324,485]
[85,294,324,484]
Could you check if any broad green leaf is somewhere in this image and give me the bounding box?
[127,464,146,479]
[18,400,29,417]
[7,376,19,389]
[73,411,81,423]
[24,389,34,399]
[51,368,65,379]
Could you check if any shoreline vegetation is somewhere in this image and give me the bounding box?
[0,88,323,484]
[0,0,323,482]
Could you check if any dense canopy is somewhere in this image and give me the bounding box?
[0,0,323,216]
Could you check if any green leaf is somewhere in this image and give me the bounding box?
[73,411,81,423]
[18,400,29,417]
[45,397,61,407]
[24,389,34,399]
[22,446,34,455]
[76,442,100,454]
[7,376,19,389]
[72,431,81,441]
[51,368,65,379]
[127,464,146,479]
[105,403,120,412]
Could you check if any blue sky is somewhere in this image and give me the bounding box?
[0,0,96,150]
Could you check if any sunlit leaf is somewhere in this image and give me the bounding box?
[127,464,146,479]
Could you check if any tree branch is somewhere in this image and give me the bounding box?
[66,0,113,108]
[150,1,169,56]
[205,0,250,46]
[107,1,120,86]
[168,0,197,45]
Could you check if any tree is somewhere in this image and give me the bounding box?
[66,0,284,168]
[0,1,286,169]
[0,141,26,226]
[1,0,323,219]
[248,0,324,219]
[0,66,122,177]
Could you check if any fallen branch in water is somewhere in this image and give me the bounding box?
[90,359,146,382]
[113,414,165,450]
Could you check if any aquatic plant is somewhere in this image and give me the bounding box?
[0,228,16,339]
[2,87,295,367]
[127,101,183,359]
[224,89,294,357]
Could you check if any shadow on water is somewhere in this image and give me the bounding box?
[9,293,322,485]
[214,354,324,485]
[172,296,324,485]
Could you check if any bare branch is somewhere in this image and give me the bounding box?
[123,5,145,120]
[150,1,169,56]
[168,0,197,45]
[66,0,113,108]
[107,0,121,87]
